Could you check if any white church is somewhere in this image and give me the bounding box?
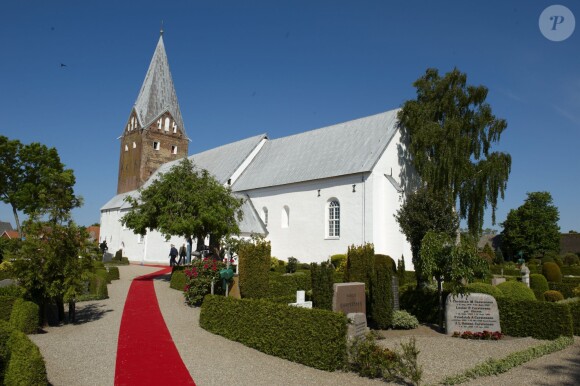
[100,33,417,267]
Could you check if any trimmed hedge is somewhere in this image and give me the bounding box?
[107,266,120,281]
[544,290,564,302]
[549,282,577,299]
[9,299,39,334]
[370,255,394,329]
[400,286,441,324]
[4,329,47,385]
[497,298,573,339]
[561,266,580,276]
[200,295,347,370]
[238,239,271,298]
[465,283,504,299]
[542,262,562,283]
[529,274,549,301]
[345,244,374,290]
[79,272,109,301]
[0,296,18,322]
[310,262,334,310]
[0,285,25,298]
[496,281,536,301]
[568,300,580,336]
[268,271,311,298]
[169,270,186,291]
[0,320,12,382]
[96,268,111,284]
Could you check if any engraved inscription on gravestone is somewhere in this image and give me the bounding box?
[445,293,501,335]
[347,312,368,340]
[332,282,366,315]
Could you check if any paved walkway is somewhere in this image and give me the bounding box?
[29,265,580,385]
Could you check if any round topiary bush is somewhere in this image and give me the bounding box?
[466,282,504,299]
[529,274,549,301]
[542,262,562,283]
[391,310,419,330]
[496,281,536,301]
[543,290,564,302]
[9,299,39,334]
[563,253,580,266]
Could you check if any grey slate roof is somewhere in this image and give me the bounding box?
[0,221,13,234]
[232,109,399,191]
[235,194,267,235]
[133,35,186,138]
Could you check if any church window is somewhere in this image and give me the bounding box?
[153,141,160,150]
[124,144,128,151]
[172,122,177,133]
[281,206,289,228]
[164,117,170,131]
[157,119,162,130]
[262,207,268,226]
[132,142,136,149]
[171,145,177,154]
[328,200,340,238]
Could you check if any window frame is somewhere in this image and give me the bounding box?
[327,199,340,239]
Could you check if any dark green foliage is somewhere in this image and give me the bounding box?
[494,248,504,265]
[370,255,394,329]
[9,299,39,334]
[548,282,577,299]
[0,296,18,322]
[310,262,334,310]
[268,271,311,298]
[330,254,346,269]
[238,237,271,299]
[490,265,520,276]
[107,266,120,281]
[529,274,549,301]
[4,329,47,385]
[106,257,130,266]
[83,273,108,300]
[0,320,12,383]
[543,290,564,302]
[497,298,573,339]
[345,244,374,289]
[0,286,25,298]
[496,281,536,301]
[200,295,348,371]
[561,266,580,276]
[568,301,580,336]
[96,268,111,284]
[400,286,442,324]
[465,283,504,299]
[114,249,123,261]
[541,256,555,264]
[169,270,186,291]
[286,257,298,274]
[563,253,579,266]
[397,257,406,286]
[542,262,562,283]
[501,192,560,260]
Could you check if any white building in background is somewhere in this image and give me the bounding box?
[100,33,417,267]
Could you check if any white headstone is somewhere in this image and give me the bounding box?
[445,293,501,335]
[296,290,305,303]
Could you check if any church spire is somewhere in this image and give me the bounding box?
[133,33,187,139]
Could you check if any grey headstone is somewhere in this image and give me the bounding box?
[332,282,366,314]
[445,293,501,335]
[491,277,506,286]
[391,276,400,311]
[347,312,368,340]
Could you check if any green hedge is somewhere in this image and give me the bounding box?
[96,268,111,284]
[561,266,580,276]
[370,255,394,329]
[0,296,18,322]
[4,329,47,385]
[106,257,130,266]
[310,262,334,310]
[0,320,12,382]
[107,266,120,281]
[497,298,573,339]
[496,281,536,301]
[568,301,580,336]
[239,239,271,298]
[400,286,442,324]
[529,274,549,301]
[549,282,577,299]
[9,299,39,334]
[170,270,186,291]
[345,244,374,290]
[200,295,347,370]
[268,271,311,298]
[0,285,25,298]
[79,273,109,301]
[465,282,504,299]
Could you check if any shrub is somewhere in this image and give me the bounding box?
[0,285,25,298]
[9,299,39,334]
[238,237,271,298]
[345,244,374,290]
[169,270,186,291]
[4,329,47,385]
[542,262,562,283]
[330,254,346,269]
[497,298,573,339]
[0,320,13,382]
[200,295,347,370]
[529,274,549,301]
[563,253,580,266]
[370,255,394,329]
[107,266,120,281]
[466,282,504,299]
[82,272,108,301]
[286,257,298,274]
[543,290,564,302]
[96,268,111,284]
[400,286,441,324]
[310,262,334,310]
[268,271,311,298]
[183,258,226,306]
[567,300,580,335]
[0,296,18,322]
[114,249,123,261]
[496,281,536,301]
[561,266,580,275]
[397,257,406,287]
[391,310,419,330]
[549,282,577,299]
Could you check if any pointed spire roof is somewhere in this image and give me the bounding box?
[133,34,187,138]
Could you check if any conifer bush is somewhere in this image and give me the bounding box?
[496,281,536,301]
[238,237,271,299]
[107,266,120,281]
[542,262,562,283]
[345,244,374,289]
[310,261,334,310]
[370,254,394,329]
[529,274,549,300]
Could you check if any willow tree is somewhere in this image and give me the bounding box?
[122,158,244,253]
[398,68,511,235]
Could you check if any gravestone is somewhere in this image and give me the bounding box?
[347,313,368,340]
[289,290,312,309]
[491,277,506,286]
[445,293,501,335]
[391,276,400,311]
[332,282,365,314]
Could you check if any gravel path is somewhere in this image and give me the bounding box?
[30,265,580,385]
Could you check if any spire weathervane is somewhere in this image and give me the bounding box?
[160,20,164,36]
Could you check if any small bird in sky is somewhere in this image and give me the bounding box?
[60,63,67,68]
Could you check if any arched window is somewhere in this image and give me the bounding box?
[262,207,268,226]
[328,200,340,237]
[281,205,289,228]
[164,117,170,131]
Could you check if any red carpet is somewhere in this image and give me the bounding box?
[115,267,195,385]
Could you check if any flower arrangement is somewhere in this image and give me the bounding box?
[183,257,226,306]
[452,330,502,340]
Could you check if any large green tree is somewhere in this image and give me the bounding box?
[398,68,512,235]
[500,191,560,260]
[122,158,244,251]
[395,186,459,285]
[0,136,82,236]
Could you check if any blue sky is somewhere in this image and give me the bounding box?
[0,1,578,233]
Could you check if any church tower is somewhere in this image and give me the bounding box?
[117,32,189,194]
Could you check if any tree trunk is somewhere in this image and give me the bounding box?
[68,300,76,323]
[196,234,205,252]
[56,297,65,324]
[11,203,22,239]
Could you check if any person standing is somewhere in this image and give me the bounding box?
[178,244,186,266]
[169,244,178,267]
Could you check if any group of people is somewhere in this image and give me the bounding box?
[169,243,188,267]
